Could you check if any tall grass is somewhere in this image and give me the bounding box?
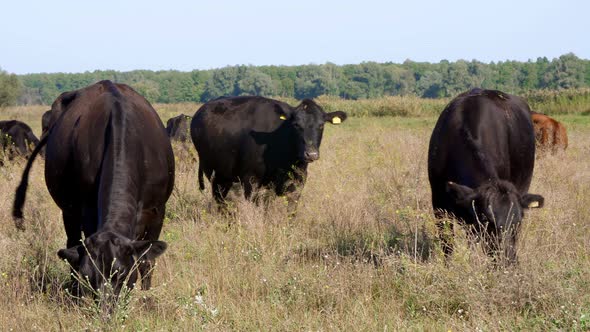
[5,88,589,134]
[0,103,590,330]
[152,89,590,119]
[525,88,590,115]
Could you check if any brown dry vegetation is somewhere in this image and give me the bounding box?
[0,104,590,331]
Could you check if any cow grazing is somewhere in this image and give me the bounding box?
[0,120,40,160]
[530,111,568,153]
[165,114,192,142]
[428,88,544,264]
[190,96,346,211]
[13,80,175,296]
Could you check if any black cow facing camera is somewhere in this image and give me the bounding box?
[190,96,346,213]
[428,88,544,265]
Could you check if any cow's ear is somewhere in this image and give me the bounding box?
[325,111,347,125]
[274,105,290,121]
[299,99,318,111]
[58,246,81,266]
[446,181,475,205]
[521,193,544,209]
[130,240,168,260]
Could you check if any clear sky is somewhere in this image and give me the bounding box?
[1,0,588,74]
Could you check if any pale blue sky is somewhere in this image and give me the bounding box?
[1,0,588,74]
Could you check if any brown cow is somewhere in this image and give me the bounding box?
[530,111,568,153]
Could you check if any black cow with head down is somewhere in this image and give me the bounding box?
[428,88,544,264]
[190,96,346,212]
[0,120,39,160]
[165,114,192,142]
[13,80,175,295]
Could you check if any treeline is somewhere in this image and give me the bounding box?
[8,53,590,105]
[0,68,20,107]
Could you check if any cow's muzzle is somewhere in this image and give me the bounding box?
[303,150,319,162]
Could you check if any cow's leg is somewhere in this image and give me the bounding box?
[433,208,455,258]
[243,176,267,206]
[212,177,232,208]
[62,210,82,295]
[15,136,29,156]
[81,203,99,239]
[243,178,254,201]
[278,167,306,217]
[136,206,165,290]
[540,127,550,147]
[211,177,233,213]
[283,182,303,216]
[63,210,82,252]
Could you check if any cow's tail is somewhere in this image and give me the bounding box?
[13,133,49,230]
[198,164,205,191]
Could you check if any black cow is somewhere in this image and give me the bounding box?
[428,88,544,264]
[190,96,346,211]
[41,110,51,135]
[165,114,191,142]
[0,120,40,160]
[13,80,175,296]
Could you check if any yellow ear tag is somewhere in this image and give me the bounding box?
[279,115,287,120]
[528,201,539,208]
[332,116,341,124]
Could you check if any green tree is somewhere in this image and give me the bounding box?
[416,71,444,98]
[238,67,276,96]
[294,64,339,99]
[383,65,415,96]
[519,60,539,91]
[12,53,590,104]
[133,80,161,103]
[494,61,520,93]
[201,66,241,101]
[0,68,22,107]
[443,60,475,96]
[542,53,586,89]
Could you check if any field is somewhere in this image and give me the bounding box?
[1,101,590,331]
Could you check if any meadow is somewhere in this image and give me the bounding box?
[0,97,590,331]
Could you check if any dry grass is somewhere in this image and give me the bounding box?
[0,104,590,331]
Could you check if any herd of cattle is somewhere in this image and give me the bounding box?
[0,80,568,298]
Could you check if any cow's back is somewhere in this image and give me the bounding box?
[46,81,174,210]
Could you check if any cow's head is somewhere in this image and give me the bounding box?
[446,180,543,263]
[57,231,166,296]
[277,99,347,163]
